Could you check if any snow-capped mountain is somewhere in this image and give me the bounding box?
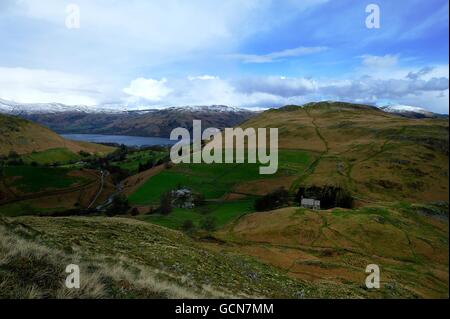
[161,105,251,113]
[0,98,256,138]
[379,104,446,119]
[0,99,252,115]
[381,104,430,115]
[0,98,126,114]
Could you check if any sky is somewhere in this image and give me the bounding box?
[0,0,448,113]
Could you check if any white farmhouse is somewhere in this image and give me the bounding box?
[301,198,321,210]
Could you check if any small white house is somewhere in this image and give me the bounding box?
[301,198,321,210]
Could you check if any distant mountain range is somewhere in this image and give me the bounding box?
[0,99,447,138]
[0,99,256,138]
[380,104,448,119]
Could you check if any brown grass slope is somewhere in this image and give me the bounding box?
[0,114,114,156]
[213,204,448,298]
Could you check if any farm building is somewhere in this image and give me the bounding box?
[301,198,321,210]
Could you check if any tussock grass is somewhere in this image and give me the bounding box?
[0,224,232,299]
[0,216,326,299]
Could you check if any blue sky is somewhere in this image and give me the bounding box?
[0,0,448,113]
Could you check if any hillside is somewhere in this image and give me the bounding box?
[238,101,449,204]
[212,203,448,298]
[0,114,114,156]
[0,216,367,299]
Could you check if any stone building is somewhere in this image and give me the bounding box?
[301,197,321,210]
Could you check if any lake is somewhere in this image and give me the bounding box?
[62,134,176,147]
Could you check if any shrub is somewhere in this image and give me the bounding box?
[130,207,139,216]
[181,220,195,233]
[200,216,216,231]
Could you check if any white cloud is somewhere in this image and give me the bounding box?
[3,64,446,112]
[116,68,448,112]
[123,78,172,101]
[227,46,328,63]
[0,66,102,105]
[360,54,399,68]
[188,75,219,81]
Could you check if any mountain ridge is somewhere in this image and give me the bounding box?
[0,100,256,138]
[0,98,254,115]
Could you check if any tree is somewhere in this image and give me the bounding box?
[78,150,90,157]
[254,187,290,211]
[295,185,353,209]
[159,191,173,215]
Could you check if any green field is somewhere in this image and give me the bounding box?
[137,199,255,230]
[20,148,82,165]
[129,150,313,205]
[111,149,167,174]
[2,166,87,193]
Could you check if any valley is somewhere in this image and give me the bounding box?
[0,101,448,299]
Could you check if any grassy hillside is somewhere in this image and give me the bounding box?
[0,216,368,299]
[213,202,448,298]
[0,114,114,156]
